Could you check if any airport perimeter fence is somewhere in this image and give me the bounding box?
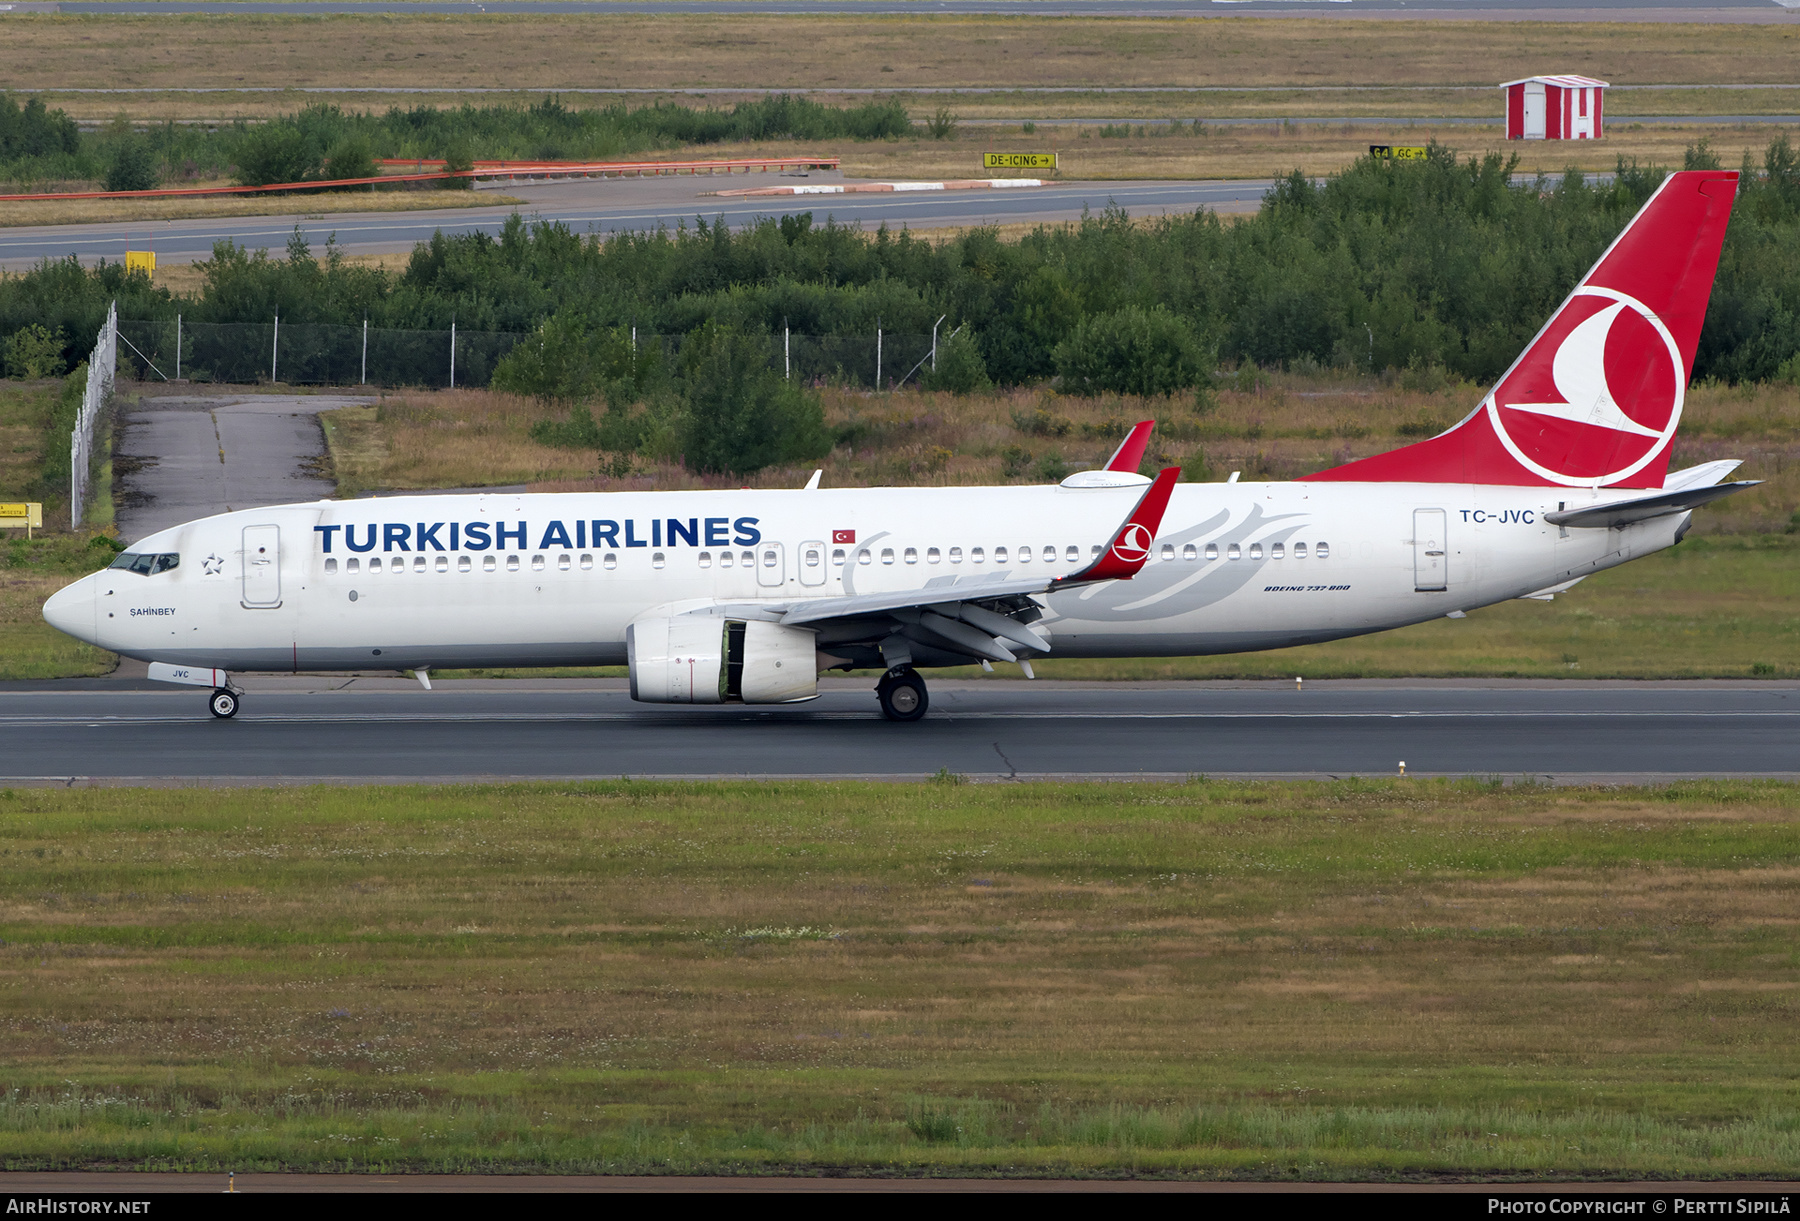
[70,301,116,530]
[114,319,947,393]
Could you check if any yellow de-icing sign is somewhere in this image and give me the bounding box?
[125,250,156,276]
[0,503,42,538]
[983,152,1058,171]
[1370,145,1428,161]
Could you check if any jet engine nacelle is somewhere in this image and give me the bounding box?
[626,616,819,704]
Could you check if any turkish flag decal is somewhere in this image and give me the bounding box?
[832,529,855,545]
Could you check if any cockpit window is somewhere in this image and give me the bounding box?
[109,551,179,576]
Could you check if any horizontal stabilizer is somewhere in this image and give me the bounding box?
[1544,481,1759,529]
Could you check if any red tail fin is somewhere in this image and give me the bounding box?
[1311,170,1738,488]
[1104,419,1155,473]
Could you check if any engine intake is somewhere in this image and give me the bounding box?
[627,616,819,704]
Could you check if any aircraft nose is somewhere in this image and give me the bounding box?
[42,575,95,644]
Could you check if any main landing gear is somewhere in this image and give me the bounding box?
[876,667,928,722]
[208,688,241,719]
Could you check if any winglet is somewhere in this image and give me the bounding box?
[1104,419,1156,474]
[1056,466,1180,586]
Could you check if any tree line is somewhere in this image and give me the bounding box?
[0,94,917,192]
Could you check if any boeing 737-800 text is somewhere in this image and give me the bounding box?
[43,171,1754,721]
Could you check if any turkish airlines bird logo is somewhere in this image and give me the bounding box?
[1110,523,1154,565]
[1489,287,1684,485]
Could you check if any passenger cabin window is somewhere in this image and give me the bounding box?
[858,549,872,566]
[580,553,592,570]
[804,546,822,569]
[927,547,940,564]
[1271,543,1285,559]
[949,547,963,563]
[1043,545,1057,562]
[699,551,713,568]
[483,555,496,572]
[971,547,985,563]
[438,555,451,572]
[531,555,545,572]
[832,548,846,566]
[347,558,361,573]
[1249,543,1263,561]
[653,552,666,569]
[741,550,755,567]
[1316,542,1331,559]
[325,558,338,574]
[1066,545,1079,562]
[506,555,520,572]
[995,547,1008,563]
[903,547,917,565]
[413,556,426,572]
[1017,546,1030,563]
[719,551,734,568]
[880,548,895,565]
[556,554,570,571]
[370,558,383,572]
[459,556,472,572]
[762,549,778,569]
[603,554,618,571]
[1182,544,1197,561]
[1294,542,1308,558]
[1160,544,1175,561]
[1205,544,1217,560]
[1227,544,1241,560]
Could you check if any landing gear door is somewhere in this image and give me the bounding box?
[798,540,826,587]
[757,541,786,589]
[1413,508,1448,592]
[241,523,282,608]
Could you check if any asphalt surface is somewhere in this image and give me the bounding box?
[3,678,1796,784]
[114,393,356,543]
[0,176,1267,269]
[21,0,1800,17]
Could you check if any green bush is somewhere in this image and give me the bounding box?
[322,136,378,187]
[103,138,159,193]
[494,311,659,407]
[233,124,319,187]
[3,324,66,379]
[675,324,830,476]
[442,142,474,191]
[1054,306,1209,397]
[921,329,990,394]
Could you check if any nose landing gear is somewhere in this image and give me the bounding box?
[876,667,928,722]
[209,688,241,719]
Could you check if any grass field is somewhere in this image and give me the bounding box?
[7,16,1800,96]
[0,189,528,232]
[1,778,1797,1177]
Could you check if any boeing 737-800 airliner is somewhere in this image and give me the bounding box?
[42,171,1755,721]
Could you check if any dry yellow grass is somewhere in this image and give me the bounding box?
[6,15,1800,94]
[0,188,526,231]
[834,122,1788,183]
[366,374,1800,534]
[27,85,1800,126]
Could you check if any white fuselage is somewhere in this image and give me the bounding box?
[47,480,1682,673]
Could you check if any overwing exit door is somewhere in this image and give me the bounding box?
[241,523,282,607]
[1413,508,1448,592]
[756,541,786,588]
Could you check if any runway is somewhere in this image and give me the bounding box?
[0,177,1268,270]
[2,678,1795,784]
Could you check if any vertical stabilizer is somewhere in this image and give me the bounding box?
[1310,170,1738,488]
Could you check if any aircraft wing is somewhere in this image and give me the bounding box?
[709,467,1181,672]
[1544,481,1759,529]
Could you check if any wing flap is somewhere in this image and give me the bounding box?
[1544,481,1758,528]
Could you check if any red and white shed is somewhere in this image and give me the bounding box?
[1501,75,1608,140]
